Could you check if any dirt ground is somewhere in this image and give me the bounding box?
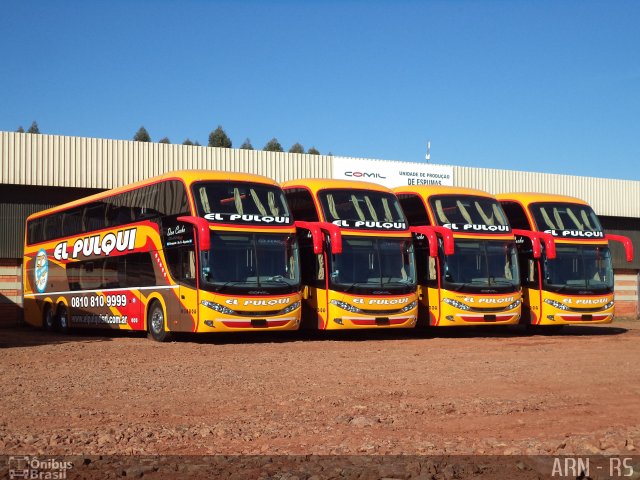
[1,320,639,478]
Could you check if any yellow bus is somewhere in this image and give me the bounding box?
[23,170,302,341]
[394,186,522,327]
[496,193,633,328]
[282,179,418,329]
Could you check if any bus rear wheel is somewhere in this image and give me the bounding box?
[57,304,69,334]
[148,300,170,342]
[43,304,56,332]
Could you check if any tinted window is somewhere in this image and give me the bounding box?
[165,246,197,287]
[126,252,156,287]
[318,189,406,223]
[530,202,602,233]
[500,201,531,230]
[62,208,84,237]
[284,188,319,222]
[83,202,107,232]
[429,195,509,227]
[397,194,430,226]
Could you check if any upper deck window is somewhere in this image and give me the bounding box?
[193,181,292,226]
[428,195,509,229]
[529,202,603,236]
[318,189,406,226]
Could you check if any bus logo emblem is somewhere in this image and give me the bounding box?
[34,249,49,293]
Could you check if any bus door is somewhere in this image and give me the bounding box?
[163,218,199,332]
[514,233,543,325]
[295,221,340,330]
[411,227,439,327]
[296,225,327,329]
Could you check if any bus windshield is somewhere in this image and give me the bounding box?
[328,236,416,294]
[543,245,613,294]
[201,232,300,294]
[441,240,520,293]
[429,195,509,228]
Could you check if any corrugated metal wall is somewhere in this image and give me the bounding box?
[1,131,333,189]
[0,203,55,257]
[453,165,640,218]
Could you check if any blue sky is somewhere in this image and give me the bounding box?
[2,1,639,180]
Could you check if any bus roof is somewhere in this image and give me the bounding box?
[393,185,496,199]
[26,169,282,221]
[495,192,591,207]
[281,178,395,193]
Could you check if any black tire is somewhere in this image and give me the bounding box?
[57,304,70,334]
[43,304,57,332]
[147,300,170,342]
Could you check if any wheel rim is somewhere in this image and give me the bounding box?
[151,308,163,334]
[59,309,67,329]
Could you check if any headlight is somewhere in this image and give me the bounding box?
[442,298,472,311]
[280,301,301,315]
[201,300,235,315]
[399,301,418,313]
[602,301,614,310]
[505,299,522,311]
[544,299,571,311]
[330,299,362,313]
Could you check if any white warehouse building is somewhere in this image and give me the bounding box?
[1,131,638,324]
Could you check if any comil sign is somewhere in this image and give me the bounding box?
[334,157,454,188]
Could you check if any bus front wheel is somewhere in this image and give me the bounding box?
[147,301,170,342]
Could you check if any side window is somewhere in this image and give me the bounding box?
[165,246,197,287]
[63,208,84,236]
[79,259,104,290]
[83,202,107,232]
[398,194,430,226]
[500,201,531,230]
[297,230,322,286]
[27,219,43,245]
[413,236,438,286]
[284,188,319,222]
[126,252,156,287]
[163,180,190,216]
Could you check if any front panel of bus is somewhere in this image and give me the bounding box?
[522,201,614,325]
[420,194,521,326]
[321,234,417,329]
[296,186,418,330]
[190,181,302,332]
[416,237,521,326]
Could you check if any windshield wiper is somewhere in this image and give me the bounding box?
[214,281,247,292]
[340,282,371,293]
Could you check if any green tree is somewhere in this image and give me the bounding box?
[194,141,201,146]
[288,142,304,154]
[208,125,232,148]
[263,138,283,152]
[240,138,254,150]
[158,137,170,144]
[16,126,24,133]
[133,126,151,142]
[27,121,40,134]
[182,139,194,146]
[307,147,320,155]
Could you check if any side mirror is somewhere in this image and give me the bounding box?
[177,216,211,251]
